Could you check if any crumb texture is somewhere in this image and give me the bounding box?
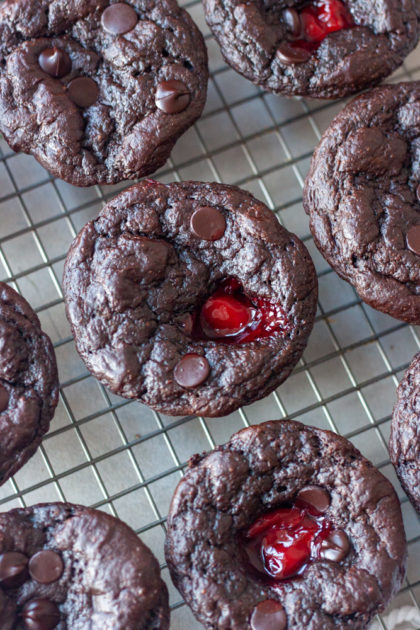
[0,502,170,630]
[203,0,420,97]
[0,0,208,185]
[63,181,317,417]
[165,420,407,630]
[390,352,420,513]
[304,82,420,323]
[0,282,58,485]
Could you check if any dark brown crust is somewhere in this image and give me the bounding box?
[0,502,170,630]
[390,352,420,514]
[0,282,58,485]
[203,0,420,98]
[165,420,407,630]
[0,0,208,186]
[303,81,420,323]
[63,181,318,417]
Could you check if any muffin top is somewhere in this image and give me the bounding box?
[63,181,317,417]
[0,0,208,185]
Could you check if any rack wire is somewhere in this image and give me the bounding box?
[0,1,419,628]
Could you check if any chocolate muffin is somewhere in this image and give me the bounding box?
[0,282,58,486]
[0,0,208,186]
[63,181,317,418]
[203,0,420,98]
[165,420,407,630]
[390,352,420,513]
[304,81,420,323]
[0,502,169,629]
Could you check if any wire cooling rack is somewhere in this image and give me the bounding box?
[0,2,420,628]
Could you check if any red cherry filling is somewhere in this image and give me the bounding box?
[243,505,333,580]
[286,0,354,52]
[201,294,252,337]
[192,278,288,344]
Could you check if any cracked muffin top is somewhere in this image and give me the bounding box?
[165,420,407,629]
[0,502,169,630]
[304,81,420,323]
[0,282,58,487]
[390,351,420,514]
[203,0,420,98]
[0,0,208,186]
[63,180,317,417]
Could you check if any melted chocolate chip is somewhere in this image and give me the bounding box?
[155,80,190,114]
[21,599,60,630]
[319,529,350,562]
[67,77,99,108]
[282,8,301,37]
[296,486,330,513]
[407,225,420,255]
[29,550,64,585]
[174,354,210,388]
[250,600,287,630]
[0,552,28,589]
[276,42,311,65]
[190,207,226,241]
[38,47,71,79]
[101,3,138,35]
[0,384,9,413]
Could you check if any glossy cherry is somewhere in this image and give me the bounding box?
[301,11,326,43]
[192,278,288,344]
[287,0,354,52]
[201,294,252,338]
[262,511,322,578]
[244,505,332,580]
[317,0,353,32]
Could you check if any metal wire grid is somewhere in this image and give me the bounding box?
[0,2,419,628]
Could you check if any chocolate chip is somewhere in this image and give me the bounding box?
[190,207,226,241]
[0,552,28,589]
[101,3,138,35]
[407,225,420,255]
[276,42,311,65]
[0,384,9,413]
[250,600,287,630]
[67,77,99,108]
[416,184,420,201]
[29,550,64,585]
[155,80,190,114]
[38,47,71,78]
[296,486,330,514]
[21,599,60,630]
[174,354,210,388]
[319,529,350,562]
[282,8,302,37]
